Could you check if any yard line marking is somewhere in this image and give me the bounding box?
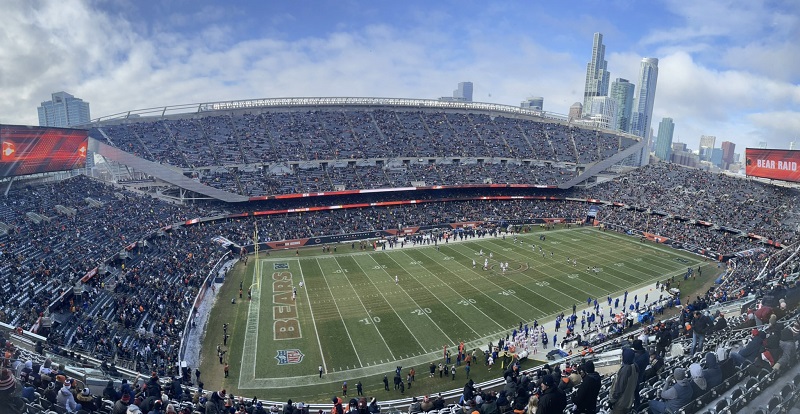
[297,259,327,376]
[414,246,542,316]
[480,238,625,300]
[357,254,456,344]
[331,256,395,359]
[443,243,567,309]
[348,257,428,350]
[383,252,491,334]
[313,258,364,368]
[403,248,530,323]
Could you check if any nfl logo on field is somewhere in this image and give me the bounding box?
[275,349,305,365]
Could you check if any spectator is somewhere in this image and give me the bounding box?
[535,375,566,414]
[775,327,797,371]
[688,363,707,398]
[572,361,600,414]
[0,369,25,414]
[608,348,637,414]
[691,311,712,355]
[648,368,693,414]
[57,385,81,413]
[731,330,766,367]
[702,353,722,389]
[524,395,538,414]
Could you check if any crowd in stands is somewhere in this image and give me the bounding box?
[94,109,639,195]
[2,146,800,413]
[96,110,637,168]
[0,176,233,381]
[574,162,799,246]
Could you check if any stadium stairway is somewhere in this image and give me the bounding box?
[88,138,249,202]
[557,136,644,188]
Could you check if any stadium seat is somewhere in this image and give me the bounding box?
[767,395,781,413]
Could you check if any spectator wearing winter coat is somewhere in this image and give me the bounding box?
[56,386,80,413]
[689,363,707,398]
[632,340,649,408]
[535,375,566,414]
[644,351,664,381]
[731,330,766,367]
[609,348,638,414]
[775,328,797,371]
[648,368,693,414]
[572,361,601,414]
[702,353,722,389]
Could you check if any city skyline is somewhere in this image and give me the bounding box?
[1,1,798,153]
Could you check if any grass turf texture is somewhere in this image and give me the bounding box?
[199,226,721,402]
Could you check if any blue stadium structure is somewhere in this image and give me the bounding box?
[1,96,799,414]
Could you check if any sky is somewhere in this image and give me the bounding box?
[1,0,799,153]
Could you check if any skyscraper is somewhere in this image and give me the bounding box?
[610,78,635,133]
[721,141,735,169]
[654,118,675,161]
[698,135,716,160]
[631,58,659,139]
[37,91,91,127]
[583,33,611,110]
[453,82,473,102]
[631,58,659,165]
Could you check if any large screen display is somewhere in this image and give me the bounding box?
[0,125,88,177]
[745,148,800,182]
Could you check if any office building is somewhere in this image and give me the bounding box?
[710,148,724,168]
[758,141,768,149]
[521,97,544,111]
[654,118,675,161]
[790,141,796,150]
[585,97,618,130]
[453,82,473,102]
[583,33,611,110]
[610,78,635,133]
[568,102,583,122]
[630,58,659,165]
[37,91,91,127]
[699,135,716,153]
[631,58,659,138]
[721,141,735,169]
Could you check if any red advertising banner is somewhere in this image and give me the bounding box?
[745,148,800,182]
[0,125,88,177]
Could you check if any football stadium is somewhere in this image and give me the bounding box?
[2,95,800,414]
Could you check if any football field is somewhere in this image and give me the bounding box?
[226,226,706,396]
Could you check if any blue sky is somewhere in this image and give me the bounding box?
[1,0,798,154]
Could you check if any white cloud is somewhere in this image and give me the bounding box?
[0,0,796,155]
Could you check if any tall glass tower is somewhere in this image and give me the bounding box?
[631,58,659,165]
[583,33,611,111]
[37,91,91,127]
[631,58,659,139]
[654,117,675,161]
[610,78,635,132]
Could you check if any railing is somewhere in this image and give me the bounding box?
[178,251,232,362]
[87,97,570,124]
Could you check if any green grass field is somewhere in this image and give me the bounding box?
[200,226,718,402]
